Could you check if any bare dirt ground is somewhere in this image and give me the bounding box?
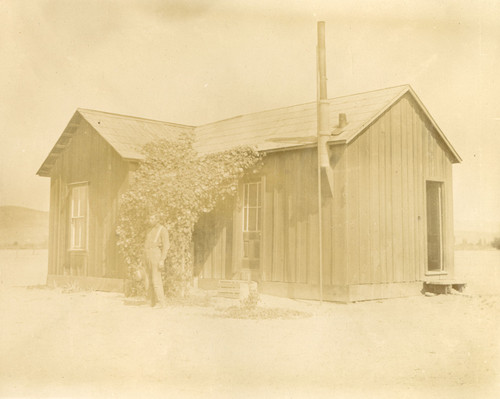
[0,250,499,398]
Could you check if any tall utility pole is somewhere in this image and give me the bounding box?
[316,21,329,303]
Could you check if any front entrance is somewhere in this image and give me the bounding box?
[241,181,261,280]
[426,181,444,272]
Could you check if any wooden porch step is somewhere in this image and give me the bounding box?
[218,280,257,299]
[423,280,467,295]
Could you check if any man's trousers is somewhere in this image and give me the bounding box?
[144,247,166,306]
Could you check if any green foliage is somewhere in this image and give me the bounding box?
[117,132,262,297]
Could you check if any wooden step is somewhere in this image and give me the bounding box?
[218,280,257,299]
[218,280,241,299]
[423,280,467,295]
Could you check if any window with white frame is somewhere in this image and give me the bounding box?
[242,182,261,232]
[70,184,88,250]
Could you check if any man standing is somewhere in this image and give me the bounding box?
[143,213,170,307]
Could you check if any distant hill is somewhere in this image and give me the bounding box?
[0,206,49,248]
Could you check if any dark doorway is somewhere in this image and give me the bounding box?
[426,181,444,272]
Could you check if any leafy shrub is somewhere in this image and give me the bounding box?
[221,305,310,320]
[240,289,260,310]
[492,237,500,250]
[219,289,310,319]
[116,132,262,297]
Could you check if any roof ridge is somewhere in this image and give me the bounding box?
[77,108,195,128]
[77,85,410,130]
[195,84,410,129]
[330,84,410,100]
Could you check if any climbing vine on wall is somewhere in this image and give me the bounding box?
[117,132,262,297]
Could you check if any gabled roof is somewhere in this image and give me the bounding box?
[193,85,408,154]
[37,84,461,177]
[78,108,195,159]
[37,109,194,176]
[193,85,461,164]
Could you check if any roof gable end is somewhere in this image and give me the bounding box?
[37,109,194,177]
[332,86,461,163]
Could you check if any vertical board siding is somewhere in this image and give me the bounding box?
[48,121,129,279]
[384,111,394,283]
[306,149,319,285]
[358,133,371,283]
[444,159,455,276]
[195,201,233,279]
[416,108,425,279]
[331,144,347,286]
[376,118,387,283]
[194,93,456,291]
[347,139,360,284]
[272,158,285,282]
[346,94,455,284]
[369,122,381,283]
[321,171,333,287]
[263,171,274,282]
[295,155,308,284]
[48,177,58,275]
[285,154,295,282]
[391,100,404,282]
[400,98,410,281]
[407,99,417,282]
[257,148,327,286]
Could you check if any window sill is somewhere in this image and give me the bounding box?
[425,271,448,276]
[68,249,88,253]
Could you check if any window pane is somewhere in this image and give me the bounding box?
[243,184,249,207]
[74,219,82,248]
[248,184,257,207]
[70,185,88,249]
[72,189,78,217]
[80,187,87,216]
[80,219,86,248]
[243,207,248,231]
[71,222,76,248]
[248,208,257,231]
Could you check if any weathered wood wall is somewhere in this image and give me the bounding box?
[195,148,341,286]
[48,119,130,279]
[345,93,455,285]
[194,200,233,279]
[244,147,346,287]
[194,92,457,299]
[194,146,346,285]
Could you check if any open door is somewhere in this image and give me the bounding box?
[426,181,444,272]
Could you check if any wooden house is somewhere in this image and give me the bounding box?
[37,84,461,301]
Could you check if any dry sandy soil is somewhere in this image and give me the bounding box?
[0,250,499,398]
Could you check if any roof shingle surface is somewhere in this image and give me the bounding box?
[37,84,460,176]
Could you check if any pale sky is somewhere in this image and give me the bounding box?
[0,0,499,230]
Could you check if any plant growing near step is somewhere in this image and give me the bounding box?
[240,289,260,310]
